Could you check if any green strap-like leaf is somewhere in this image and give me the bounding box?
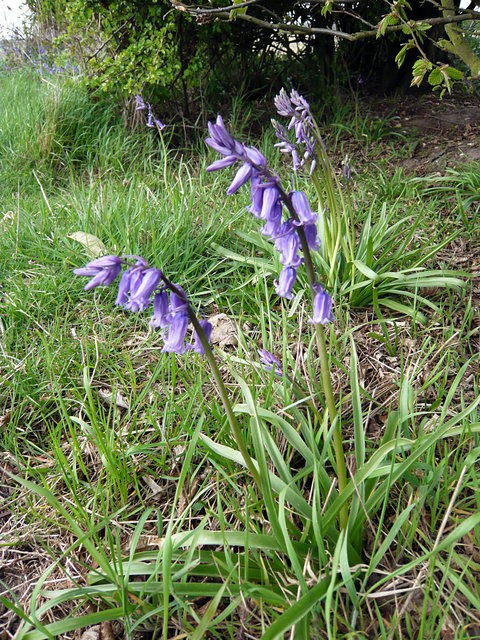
[261,577,331,639]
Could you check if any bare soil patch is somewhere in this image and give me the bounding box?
[363,92,480,175]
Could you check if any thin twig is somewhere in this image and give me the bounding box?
[87,21,128,61]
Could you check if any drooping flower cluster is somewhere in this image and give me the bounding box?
[257,348,283,376]
[205,115,321,301]
[135,95,165,130]
[272,88,317,174]
[342,157,352,183]
[74,255,211,355]
[10,45,80,76]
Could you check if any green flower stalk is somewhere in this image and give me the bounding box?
[274,88,356,293]
[187,311,261,486]
[206,110,349,529]
[75,254,261,487]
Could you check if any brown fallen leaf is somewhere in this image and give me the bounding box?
[0,410,11,429]
[208,313,237,348]
[97,388,129,409]
[79,621,115,640]
[79,626,100,640]
[101,621,114,640]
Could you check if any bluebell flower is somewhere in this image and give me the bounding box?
[259,186,280,220]
[275,267,297,299]
[123,268,145,311]
[272,119,301,171]
[150,291,169,328]
[188,319,213,355]
[309,286,334,325]
[206,115,266,177]
[275,221,303,268]
[115,268,133,306]
[290,191,317,225]
[258,348,283,376]
[206,115,244,157]
[146,105,155,126]
[274,88,310,123]
[74,256,122,291]
[126,268,162,312]
[146,104,166,130]
[162,311,189,353]
[244,146,267,168]
[135,95,147,111]
[169,289,189,314]
[207,155,238,172]
[274,88,295,117]
[160,287,190,353]
[260,204,282,238]
[303,223,321,251]
[290,89,310,116]
[249,175,265,218]
[227,163,254,195]
[114,257,150,307]
[248,181,281,223]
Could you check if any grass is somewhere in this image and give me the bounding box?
[1,69,479,639]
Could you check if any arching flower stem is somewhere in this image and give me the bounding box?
[268,176,348,530]
[296,222,349,531]
[188,310,262,488]
[160,271,262,486]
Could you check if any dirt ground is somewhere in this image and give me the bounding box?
[351,91,480,314]
[361,91,480,173]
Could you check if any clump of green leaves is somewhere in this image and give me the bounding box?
[379,0,465,96]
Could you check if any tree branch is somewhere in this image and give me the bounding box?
[87,20,128,61]
[170,0,262,14]
[170,3,480,43]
